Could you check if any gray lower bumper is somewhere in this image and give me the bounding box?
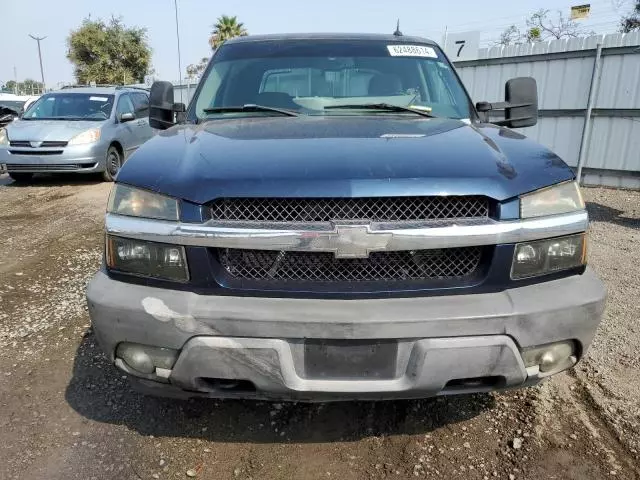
[86,269,606,400]
[1,144,105,173]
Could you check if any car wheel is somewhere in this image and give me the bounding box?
[8,172,34,183]
[102,145,122,182]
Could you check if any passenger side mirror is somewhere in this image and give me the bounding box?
[149,81,181,130]
[476,77,538,128]
[119,112,135,123]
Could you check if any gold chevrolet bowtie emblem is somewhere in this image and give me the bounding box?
[328,225,393,259]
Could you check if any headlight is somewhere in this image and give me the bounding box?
[106,235,189,281]
[0,128,8,146]
[520,181,584,218]
[107,184,179,220]
[511,233,586,279]
[68,127,101,145]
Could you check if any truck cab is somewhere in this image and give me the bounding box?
[87,34,605,401]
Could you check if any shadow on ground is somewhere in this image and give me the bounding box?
[586,201,640,229]
[66,331,495,444]
[0,173,103,187]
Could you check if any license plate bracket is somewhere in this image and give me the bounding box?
[303,340,397,379]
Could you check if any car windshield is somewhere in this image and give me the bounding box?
[22,93,115,121]
[192,39,472,120]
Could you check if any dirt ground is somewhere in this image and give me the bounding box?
[0,173,638,480]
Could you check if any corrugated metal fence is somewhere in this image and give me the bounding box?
[454,32,640,188]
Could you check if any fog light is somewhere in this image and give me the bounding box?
[522,341,577,375]
[116,342,178,376]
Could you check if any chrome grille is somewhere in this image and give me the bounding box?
[218,247,483,282]
[209,196,489,223]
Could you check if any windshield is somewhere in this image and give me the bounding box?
[192,40,472,120]
[22,93,114,121]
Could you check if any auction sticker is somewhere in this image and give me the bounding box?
[387,45,438,58]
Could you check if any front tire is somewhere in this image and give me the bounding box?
[8,172,34,183]
[102,145,122,182]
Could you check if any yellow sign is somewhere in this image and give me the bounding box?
[571,4,591,20]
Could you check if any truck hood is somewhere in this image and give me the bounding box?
[117,116,574,204]
[6,119,104,142]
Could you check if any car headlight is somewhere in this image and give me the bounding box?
[106,235,189,281]
[107,184,179,220]
[0,128,8,146]
[68,127,101,145]
[511,233,586,279]
[520,181,585,218]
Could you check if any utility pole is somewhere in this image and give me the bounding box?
[13,66,18,94]
[29,34,47,90]
[174,0,183,102]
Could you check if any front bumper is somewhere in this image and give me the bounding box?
[0,143,106,173]
[86,268,606,401]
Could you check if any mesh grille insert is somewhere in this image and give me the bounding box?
[210,196,489,223]
[218,247,483,282]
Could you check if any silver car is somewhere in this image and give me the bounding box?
[0,86,154,182]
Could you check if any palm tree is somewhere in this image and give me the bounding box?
[209,15,248,50]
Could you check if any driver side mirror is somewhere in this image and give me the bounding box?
[149,81,186,130]
[476,77,538,128]
[119,112,135,123]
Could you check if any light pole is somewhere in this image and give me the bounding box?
[29,34,46,92]
[174,0,183,102]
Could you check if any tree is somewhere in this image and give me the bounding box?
[620,1,640,32]
[3,80,17,93]
[1,79,44,94]
[186,57,210,81]
[525,27,542,42]
[496,25,521,46]
[208,15,247,50]
[526,9,594,40]
[21,79,44,94]
[67,16,152,85]
[496,9,593,46]
[495,25,543,46]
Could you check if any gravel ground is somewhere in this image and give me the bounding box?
[0,174,638,480]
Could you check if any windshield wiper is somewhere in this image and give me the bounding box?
[203,104,300,117]
[325,103,436,118]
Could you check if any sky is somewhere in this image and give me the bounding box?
[0,0,632,86]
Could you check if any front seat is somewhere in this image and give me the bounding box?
[368,74,403,96]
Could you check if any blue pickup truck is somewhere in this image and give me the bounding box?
[87,33,606,401]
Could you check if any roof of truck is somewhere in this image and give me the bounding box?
[225,33,438,46]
